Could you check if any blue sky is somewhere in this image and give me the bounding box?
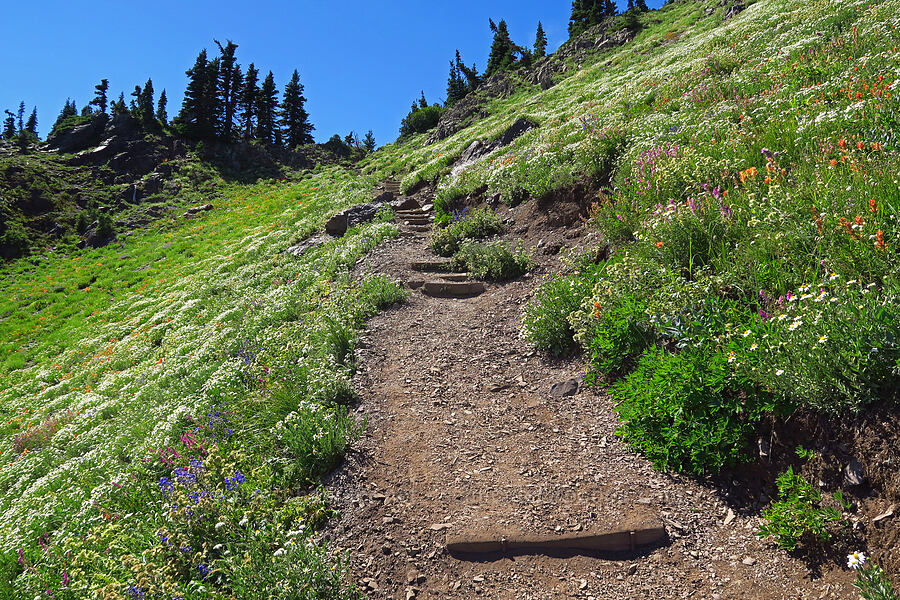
[1,1,659,146]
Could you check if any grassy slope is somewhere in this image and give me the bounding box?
[0,165,402,597]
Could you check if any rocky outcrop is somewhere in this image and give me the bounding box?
[450,117,538,177]
[427,73,516,144]
[45,113,109,153]
[524,23,637,90]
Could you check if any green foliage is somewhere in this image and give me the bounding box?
[523,257,608,356]
[451,240,532,281]
[736,279,900,413]
[582,291,653,377]
[399,104,443,138]
[613,346,773,474]
[273,400,363,488]
[486,19,519,77]
[429,207,504,256]
[757,467,845,550]
[854,561,900,600]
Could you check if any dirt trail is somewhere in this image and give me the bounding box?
[325,202,856,599]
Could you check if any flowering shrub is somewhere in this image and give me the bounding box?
[450,240,532,281]
[737,278,900,412]
[429,207,504,256]
[522,258,608,356]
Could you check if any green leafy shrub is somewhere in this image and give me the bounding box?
[523,259,608,356]
[613,346,774,474]
[583,293,653,377]
[757,467,847,550]
[430,207,504,256]
[399,105,443,138]
[451,241,532,281]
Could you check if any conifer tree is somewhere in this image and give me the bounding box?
[53,99,78,130]
[485,19,517,77]
[138,78,156,127]
[363,130,376,152]
[239,63,259,139]
[627,0,634,10]
[130,85,142,112]
[256,71,279,145]
[215,39,242,142]
[635,0,648,11]
[569,0,618,37]
[176,49,220,140]
[2,110,15,139]
[534,22,548,58]
[90,79,109,113]
[279,69,314,148]
[458,59,481,93]
[446,50,468,106]
[17,102,25,133]
[418,91,428,110]
[156,89,168,124]
[81,105,93,116]
[112,93,128,116]
[25,108,37,135]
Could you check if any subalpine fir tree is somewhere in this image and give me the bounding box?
[25,108,37,136]
[485,19,517,77]
[2,110,15,139]
[534,21,548,58]
[156,89,168,124]
[445,50,468,106]
[418,91,428,110]
[215,39,242,142]
[17,102,25,132]
[363,130,376,152]
[569,0,617,37]
[53,99,77,131]
[238,63,259,139]
[176,49,220,140]
[90,79,109,113]
[279,69,314,148]
[130,85,141,112]
[635,0,648,11]
[111,93,128,116]
[256,71,279,145]
[138,78,156,127]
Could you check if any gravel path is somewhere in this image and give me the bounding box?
[323,206,856,600]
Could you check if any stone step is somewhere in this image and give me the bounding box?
[395,209,426,216]
[422,281,486,298]
[439,273,470,282]
[408,225,431,232]
[411,260,452,272]
[402,217,431,225]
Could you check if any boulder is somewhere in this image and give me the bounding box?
[184,204,213,217]
[449,118,538,177]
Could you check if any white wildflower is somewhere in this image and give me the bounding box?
[847,552,867,570]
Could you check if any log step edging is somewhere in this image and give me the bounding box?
[445,525,667,555]
[421,281,486,298]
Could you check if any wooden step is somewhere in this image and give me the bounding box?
[439,273,470,282]
[408,225,431,232]
[422,281,486,298]
[395,209,426,216]
[402,218,431,225]
[410,260,452,272]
